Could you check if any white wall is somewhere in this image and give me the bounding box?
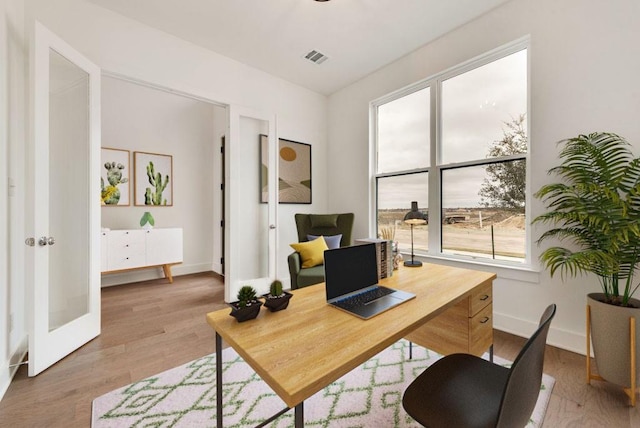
[28,0,329,285]
[1,0,27,401]
[100,75,222,286]
[328,0,640,355]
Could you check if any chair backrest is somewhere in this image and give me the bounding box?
[496,304,556,428]
[294,213,354,247]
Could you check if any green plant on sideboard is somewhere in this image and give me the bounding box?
[139,211,155,229]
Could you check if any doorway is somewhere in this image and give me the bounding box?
[99,75,226,287]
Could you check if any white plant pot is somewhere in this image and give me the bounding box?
[588,292,640,387]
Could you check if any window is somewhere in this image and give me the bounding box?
[376,87,430,253]
[374,41,528,265]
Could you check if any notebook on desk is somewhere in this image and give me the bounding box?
[324,243,415,319]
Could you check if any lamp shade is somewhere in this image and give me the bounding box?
[403,201,427,225]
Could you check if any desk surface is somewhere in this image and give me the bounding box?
[206,263,496,408]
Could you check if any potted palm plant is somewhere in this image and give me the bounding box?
[229,285,263,322]
[533,132,640,402]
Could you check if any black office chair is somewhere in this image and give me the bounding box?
[403,304,556,428]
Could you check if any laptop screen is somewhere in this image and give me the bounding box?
[324,243,379,301]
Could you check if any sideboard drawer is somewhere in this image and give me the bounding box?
[108,252,146,271]
[106,230,146,270]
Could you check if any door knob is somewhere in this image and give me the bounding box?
[37,236,55,246]
[25,238,35,247]
[269,224,276,229]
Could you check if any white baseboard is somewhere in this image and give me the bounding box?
[212,262,222,274]
[101,263,213,287]
[494,311,585,356]
[0,336,28,402]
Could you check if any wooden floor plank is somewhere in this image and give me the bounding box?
[0,272,637,427]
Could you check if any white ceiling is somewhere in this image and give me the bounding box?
[85,0,510,95]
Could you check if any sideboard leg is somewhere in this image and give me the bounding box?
[163,264,174,283]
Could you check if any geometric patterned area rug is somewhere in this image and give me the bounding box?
[92,339,554,428]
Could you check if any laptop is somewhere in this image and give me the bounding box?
[324,243,415,319]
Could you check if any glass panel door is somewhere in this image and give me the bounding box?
[226,106,277,302]
[48,49,91,330]
[28,22,101,376]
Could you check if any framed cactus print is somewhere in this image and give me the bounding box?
[100,148,130,206]
[134,151,173,206]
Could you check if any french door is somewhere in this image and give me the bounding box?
[226,106,278,301]
[26,22,101,376]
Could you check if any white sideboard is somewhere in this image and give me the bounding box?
[101,228,183,283]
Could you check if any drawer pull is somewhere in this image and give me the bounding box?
[479,294,490,301]
[479,316,490,324]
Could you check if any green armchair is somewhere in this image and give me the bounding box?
[288,213,354,289]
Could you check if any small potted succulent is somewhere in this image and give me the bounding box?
[263,279,293,312]
[229,285,262,322]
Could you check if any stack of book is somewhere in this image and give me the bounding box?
[354,238,393,279]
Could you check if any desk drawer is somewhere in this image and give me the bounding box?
[404,282,493,358]
[469,280,492,316]
[469,303,493,356]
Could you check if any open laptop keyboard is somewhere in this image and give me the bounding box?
[333,286,395,310]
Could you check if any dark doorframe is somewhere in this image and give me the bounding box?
[220,135,226,276]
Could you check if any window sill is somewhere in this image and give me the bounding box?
[401,252,540,284]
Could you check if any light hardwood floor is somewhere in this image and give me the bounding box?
[0,272,639,427]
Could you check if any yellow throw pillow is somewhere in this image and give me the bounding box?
[290,236,329,268]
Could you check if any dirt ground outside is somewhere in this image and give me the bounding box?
[378,208,526,260]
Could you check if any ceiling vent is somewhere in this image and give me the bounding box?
[304,50,329,65]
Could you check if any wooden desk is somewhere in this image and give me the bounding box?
[206,263,496,427]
